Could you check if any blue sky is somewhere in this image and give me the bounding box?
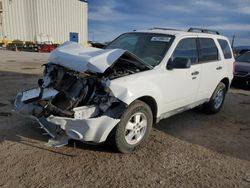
[88,0,250,46]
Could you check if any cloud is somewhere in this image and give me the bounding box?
[162,5,192,13]
[88,0,250,45]
[192,0,225,11]
[207,24,250,31]
[88,0,124,21]
[236,6,250,15]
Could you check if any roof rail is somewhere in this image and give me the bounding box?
[148,27,180,31]
[188,28,220,35]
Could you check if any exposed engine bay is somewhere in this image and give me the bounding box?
[18,54,150,119]
[14,42,151,147]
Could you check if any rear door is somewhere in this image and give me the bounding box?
[217,39,234,81]
[196,37,222,100]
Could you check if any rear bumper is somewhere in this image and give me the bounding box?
[232,76,250,84]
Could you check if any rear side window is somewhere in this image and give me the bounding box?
[218,39,232,59]
[171,38,198,64]
[198,38,219,62]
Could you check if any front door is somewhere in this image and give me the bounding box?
[162,37,201,111]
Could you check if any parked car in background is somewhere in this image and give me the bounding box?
[233,46,250,57]
[22,42,39,52]
[38,41,58,53]
[6,40,58,53]
[15,28,234,153]
[233,51,250,88]
[7,40,24,51]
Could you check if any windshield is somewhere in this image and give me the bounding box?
[236,52,250,63]
[106,33,174,67]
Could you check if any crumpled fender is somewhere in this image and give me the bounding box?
[106,71,164,117]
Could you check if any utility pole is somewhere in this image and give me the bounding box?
[0,0,3,40]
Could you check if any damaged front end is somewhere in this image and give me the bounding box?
[15,63,127,146]
[14,42,151,147]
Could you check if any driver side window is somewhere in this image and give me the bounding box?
[171,38,198,64]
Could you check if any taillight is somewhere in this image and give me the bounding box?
[233,62,236,74]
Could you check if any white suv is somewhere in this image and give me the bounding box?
[15,28,234,153]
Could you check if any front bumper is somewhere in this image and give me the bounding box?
[38,115,119,143]
[15,90,120,147]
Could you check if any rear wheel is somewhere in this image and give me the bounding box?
[202,82,226,114]
[108,100,153,153]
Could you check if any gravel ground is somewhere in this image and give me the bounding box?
[0,50,249,188]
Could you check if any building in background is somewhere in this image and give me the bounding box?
[0,0,88,44]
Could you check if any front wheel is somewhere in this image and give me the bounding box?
[108,100,153,153]
[202,82,227,114]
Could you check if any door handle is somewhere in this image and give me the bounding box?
[191,71,199,76]
[216,66,222,70]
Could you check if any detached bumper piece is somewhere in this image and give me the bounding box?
[37,117,69,147]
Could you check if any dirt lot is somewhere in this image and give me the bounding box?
[0,50,250,188]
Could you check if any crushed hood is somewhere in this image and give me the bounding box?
[48,41,150,73]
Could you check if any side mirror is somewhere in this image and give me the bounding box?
[167,57,191,70]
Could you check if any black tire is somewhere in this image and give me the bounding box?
[244,80,250,90]
[202,82,227,114]
[108,100,153,153]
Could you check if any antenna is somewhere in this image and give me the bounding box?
[231,35,235,48]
